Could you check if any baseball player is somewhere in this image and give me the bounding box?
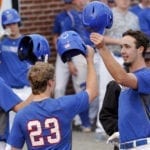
[99,44,150,150]
[0,7,32,145]
[0,77,32,150]
[82,1,114,135]
[0,8,30,88]
[7,45,98,149]
[90,30,150,149]
[53,0,93,131]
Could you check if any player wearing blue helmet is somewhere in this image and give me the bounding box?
[81,1,115,135]
[7,45,98,149]
[53,0,95,132]
[0,8,30,88]
[55,30,94,132]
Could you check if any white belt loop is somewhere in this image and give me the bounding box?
[133,140,136,148]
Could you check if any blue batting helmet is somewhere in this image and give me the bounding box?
[1,8,21,28]
[57,30,87,63]
[82,1,113,34]
[18,34,51,64]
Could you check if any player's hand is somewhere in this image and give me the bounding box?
[107,132,119,147]
[90,32,105,49]
[67,61,78,76]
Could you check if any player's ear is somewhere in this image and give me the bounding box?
[138,46,144,55]
[47,80,54,87]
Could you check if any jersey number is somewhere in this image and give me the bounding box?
[28,118,61,146]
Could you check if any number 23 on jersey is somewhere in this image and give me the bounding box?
[28,117,61,147]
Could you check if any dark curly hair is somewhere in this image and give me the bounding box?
[122,30,149,57]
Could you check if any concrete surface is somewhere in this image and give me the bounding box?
[72,131,113,150]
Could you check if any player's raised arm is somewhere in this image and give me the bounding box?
[90,32,137,89]
[85,45,98,102]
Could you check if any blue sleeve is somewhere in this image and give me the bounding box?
[61,16,73,32]
[52,11,72,34]
[135,68,150,94]
[139,9,150,37]
[0,77,21,112]
[59,91,89,118]
[7,114,25,148]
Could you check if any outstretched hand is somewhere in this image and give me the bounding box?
[90,32,105,49]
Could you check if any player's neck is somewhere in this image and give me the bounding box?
[9,32,21,39]
[32,93,50,102]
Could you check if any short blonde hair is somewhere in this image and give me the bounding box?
[28,62,54,94]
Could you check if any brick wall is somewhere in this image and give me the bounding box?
[19,0,74,94]
[19,0,63,63]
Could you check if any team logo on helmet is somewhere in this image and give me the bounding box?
[57,30,87,63]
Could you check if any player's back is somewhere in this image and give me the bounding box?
[8,92,89,149]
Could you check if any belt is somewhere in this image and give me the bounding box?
[120,137,150,149]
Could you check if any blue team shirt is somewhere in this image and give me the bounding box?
[53,9,92,46]
[139,8,150,37]
[65,9,93,46]
[0,36,30,88]
[129,4,143,17]
[119,68,150,143]
[0,77,21,141]
[8,91,89,149]
[52,10,72,34]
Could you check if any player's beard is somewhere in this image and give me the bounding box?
[123,62,131,72]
